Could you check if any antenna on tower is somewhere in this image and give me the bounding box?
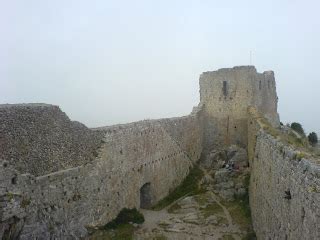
[250,51,252,65]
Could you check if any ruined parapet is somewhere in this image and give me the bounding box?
[0,104,104,176]
[199,66,279,151]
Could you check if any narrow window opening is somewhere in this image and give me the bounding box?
[223,81,228,96]
[11,177,17,185]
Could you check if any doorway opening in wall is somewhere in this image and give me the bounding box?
[140,182,152,209]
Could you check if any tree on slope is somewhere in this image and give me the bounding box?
[308,132,318,146]
[290,122,305,136]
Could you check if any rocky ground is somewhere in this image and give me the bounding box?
[89,145,255,240]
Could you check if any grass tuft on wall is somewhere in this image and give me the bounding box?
[152,164,204,210]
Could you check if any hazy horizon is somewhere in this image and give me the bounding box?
[1,0,320,135]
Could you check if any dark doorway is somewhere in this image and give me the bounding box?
[140,182,152,209]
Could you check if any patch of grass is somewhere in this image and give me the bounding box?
[6,192,14,201]
[217,216,228,225]
[262,124,279,138]
[158,221,171,228]
[220,173,253,232]
[202,202,224,218]
[260,114,312,152]
[103,208,144,230]
[48,222,54,233]
[223,197,251,232]
[222,234,235,240]
[241,232,257,240]
[286,132,305,148]
[194,194,208,206]
[152,165,204,210]
[167,202,181,213]
[236,175,251,217]
[295,152,305,161]
[153,234,167,240]
[243,174,250,188]
[88,208,143,240]
[234,191,251,224]
[308,185,320,193]
[20,197,31,208]
[89,224,134,240]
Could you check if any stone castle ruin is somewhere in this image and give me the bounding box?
[200,66,279,150]
[0,66,319,239]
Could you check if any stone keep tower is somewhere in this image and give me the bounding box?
[199,66,279,151]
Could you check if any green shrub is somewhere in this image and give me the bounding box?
[290,122,305,136]
[103,208,144,229]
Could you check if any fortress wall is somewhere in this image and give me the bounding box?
[248,109,320,240]
[156,106,204,162]
[0,104,104,176]
[199,66,279,152]
[0,106,203,239]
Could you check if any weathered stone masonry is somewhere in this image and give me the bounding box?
[248,109,320,240]
[0,104,203,239]
[0,104,104,176]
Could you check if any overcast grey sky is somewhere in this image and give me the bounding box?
[1,0,320,134]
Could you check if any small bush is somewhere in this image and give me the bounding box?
[202,202,224,218]
[103,208,144,229]
[308,132,318,146]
